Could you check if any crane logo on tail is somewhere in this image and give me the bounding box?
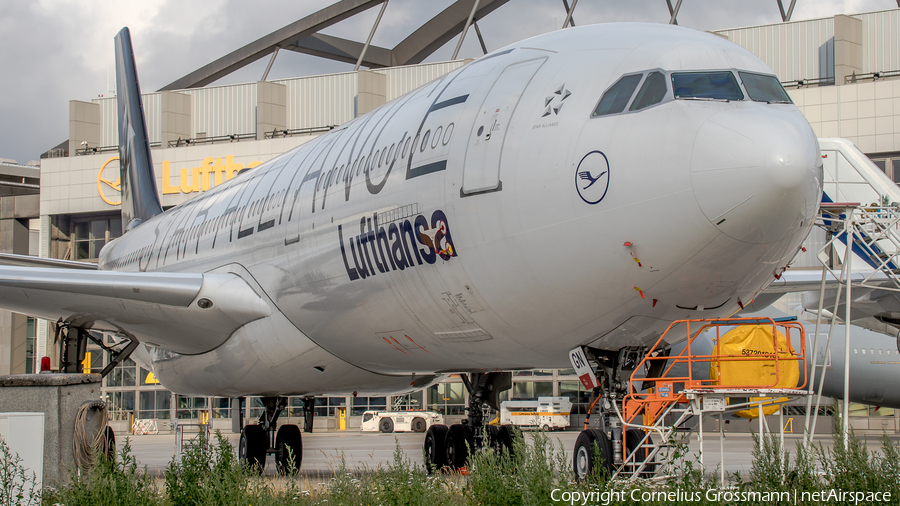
[575,150,610,205]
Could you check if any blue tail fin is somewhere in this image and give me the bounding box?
[114,27,163,232]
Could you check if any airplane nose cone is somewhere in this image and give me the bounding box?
[691,107,822,244]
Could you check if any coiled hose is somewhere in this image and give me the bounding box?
[73,400,110,470]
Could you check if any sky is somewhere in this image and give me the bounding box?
[0,0,894,165]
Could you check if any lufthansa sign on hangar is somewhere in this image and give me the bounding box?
[40,136,317,217]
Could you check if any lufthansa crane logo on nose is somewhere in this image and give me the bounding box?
[575,151,610,205]
[97,156,122,206]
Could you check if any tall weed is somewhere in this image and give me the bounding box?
[43,438,159,506]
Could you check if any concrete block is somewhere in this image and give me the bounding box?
[0,374,103,487]
[839,84,858,102]
[859,117,876,136]
[787,88,805,106]
[820,86,838,105]
[822,103,838,122]
[834,14,862,43]
[840,101,858,120]
[841,119,858,137]
[858,82,875,101]
[821,120,839,138]
[859,99,876,119]
[804,104,822,123]
[858,135,876,152]
[876,133,894,152]
[876,98,893,117]
[875,80,893,100]
[876,116,893,135]
[14,195,39,219]
[804,88,821,106]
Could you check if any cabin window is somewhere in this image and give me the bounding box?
[421,131,431,152]
[432,126,443,149]
[672,71,743,101]
[630,71,668,111]
[593,73,642,117]
[443,123,454,145]
[739,72,792,104]
[362,413,374,423]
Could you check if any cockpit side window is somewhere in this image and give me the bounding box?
[629,71,668,111]
[672,71,743,101]
[739,72,792,104]
[592,74,643,117]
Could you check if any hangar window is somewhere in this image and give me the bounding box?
[352,396,387,416]
[672,71,743,101]
[73,215,122,261]
[739,72,792,104]
[593,73,642,117]
[630,71,668,111]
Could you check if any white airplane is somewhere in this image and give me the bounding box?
[0,23,821,476]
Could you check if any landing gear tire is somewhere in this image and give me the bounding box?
[446,423,474,470]
[484,425,499,447]
[239,424,268,472]
[275,424,303,475]
[424,424,449,474]
[491,425,517,458]
[625,429,656,478]
[379,417,394,433]
[573,429,613,481]
[411,417,427,433]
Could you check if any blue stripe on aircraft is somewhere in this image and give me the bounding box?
[429,95,469,113]
[406,160,447,179]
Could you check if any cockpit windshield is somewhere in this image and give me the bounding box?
[592,74,643,117]
[739,72,792,104]
[672,72,743,101]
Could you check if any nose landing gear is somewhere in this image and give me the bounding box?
[570,346,659,481]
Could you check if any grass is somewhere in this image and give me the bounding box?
[3,419,897,505]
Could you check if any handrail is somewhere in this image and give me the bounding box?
[844,69,900,84]
[263,125,336,138]
[623,317,808,426]
[167,133,256,148]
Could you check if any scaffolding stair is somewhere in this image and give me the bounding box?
[609,317,811,481]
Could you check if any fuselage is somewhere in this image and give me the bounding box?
[97,23,822,397]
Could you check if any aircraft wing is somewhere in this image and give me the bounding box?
[0,266,270,355]
[0,252,98,270]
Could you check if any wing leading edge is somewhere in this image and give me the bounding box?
[0,266,270,355]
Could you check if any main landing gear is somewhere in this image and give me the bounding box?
[570,346,661,480]
[238,397,303,474]
[423,372,517,473]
